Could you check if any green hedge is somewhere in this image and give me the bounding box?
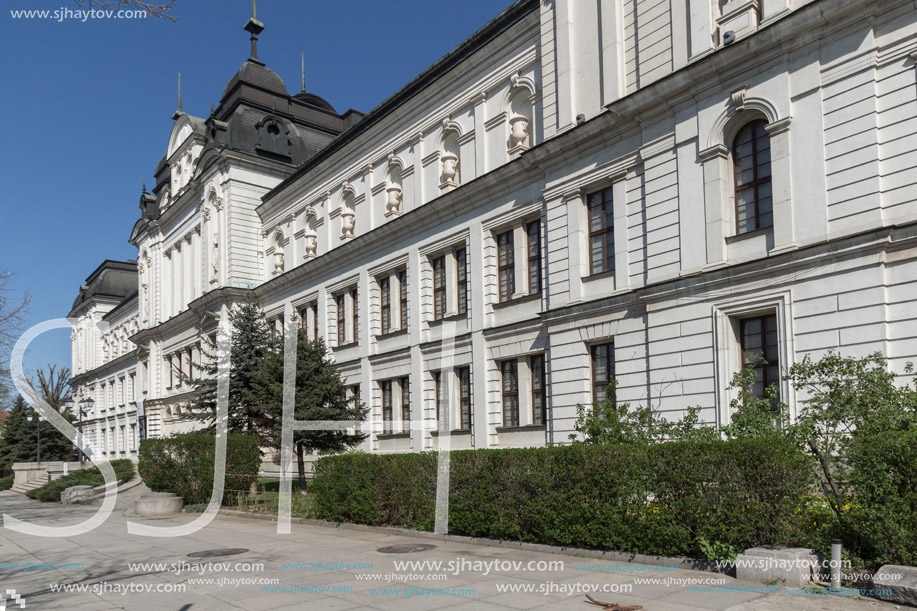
[27,459,135,502]
[311,437,813,558]
[843,430,917,567]
[0,474,13,491]
[138,433,260,505]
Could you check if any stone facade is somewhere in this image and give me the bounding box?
[70,0,917,459]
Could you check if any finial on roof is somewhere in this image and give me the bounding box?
[210,102,214,116]
[142,181,147,194]
[172,72,183,120]
[244,0,265,64]
[301,51,305,93]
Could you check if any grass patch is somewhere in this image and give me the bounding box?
[27,459,134,502]
[225,491,314,518]
[0,474,12,491]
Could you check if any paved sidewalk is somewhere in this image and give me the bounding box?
[0,491,894,610]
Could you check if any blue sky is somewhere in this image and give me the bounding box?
[0,0,513,393]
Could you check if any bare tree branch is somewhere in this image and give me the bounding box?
[0,270,30,405]
[34,364,72,411]
[73,0,178,22]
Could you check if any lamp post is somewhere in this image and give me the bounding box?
[78,398,94,464]
[25,413,43,463]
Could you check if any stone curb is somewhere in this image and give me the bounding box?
[215,509,727,574]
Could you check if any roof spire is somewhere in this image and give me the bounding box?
[172,72,184,120]
[244,0,265,65]
[142,181,147,194]
[300,51,305,93]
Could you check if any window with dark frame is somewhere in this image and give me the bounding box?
[400,376,410,433]
[733,120,773,234]
[336,294,346,346]
[433,256,446,321]
[497,230,515,302]
[501,360,519,427]
[399,270,408,330]
[527,220,542,294]
[456,248,468,315]
[380,276,391,334]
[433,371,443,427]
[381,380,393,434]
[350,384,361,407]
[591,342,615,405]
[311,302,318,341]
[740,314,779,401]
[350,288,359,343]
[588,187,615,275]
[458,366,472,430]
[531,354,546,426]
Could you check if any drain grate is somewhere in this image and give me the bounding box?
[376,544,436,554]
[187,548,249,558]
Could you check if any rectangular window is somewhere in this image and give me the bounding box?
[458,366,472,430]
[380,276,391,334]
[531,354,546,426]
[400,376,411,433]
[336,294,346,346]
[591,343,615,405]
[349,384,361,407]
[588,187,615,275]
[433,371,443,427]
[433,256,446,321]
[501,360,519,427]
[740,314,779,400]
[381,380,393,434]
[311,303,319,341]
[456,248,468,315]
[527,220,542,294]
[129,373,136,402]
[350,288,359,343]
[497,230,515,302]
[399,270,408,330]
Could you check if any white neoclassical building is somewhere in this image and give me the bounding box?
[69,0,917,461]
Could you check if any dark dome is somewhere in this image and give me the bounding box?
[222,59,287,100]
[292,91,337,113]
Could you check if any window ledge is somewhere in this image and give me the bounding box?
[495,424,546,434]
[726,227,773,244]
[376,328,409,340]
[428,312,469,326]
[583,269,615,283]
[492,292,541,310]
[430,429,472,437]
[376,432,411,441]
[332,341,359,350]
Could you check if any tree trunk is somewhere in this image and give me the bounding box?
[807,437,842,517]
[296,441,306,493]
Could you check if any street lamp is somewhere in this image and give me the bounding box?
[25,413,44,463]
[78,398,94,464]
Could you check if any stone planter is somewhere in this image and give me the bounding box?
[135,492,184,515]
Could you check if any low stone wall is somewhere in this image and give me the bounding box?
[12,461,87,485]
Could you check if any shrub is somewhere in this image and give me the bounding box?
[842,430,917,568]
[138,433,260,505]
[0,474,13,491]
[27,459,134,502]
[312,437,813,559]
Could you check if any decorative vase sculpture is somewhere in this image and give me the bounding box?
[441,152,459,187]
[341,210,355,239]
[510,116,529,147]
[273,251,285,275]
[386,185,403,215]
[304,233,317,259]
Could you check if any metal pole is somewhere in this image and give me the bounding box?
[36,417,41,463]
[831,539,842,590]
[79,409,84,464]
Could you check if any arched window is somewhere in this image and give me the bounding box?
[733,120,772,234]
